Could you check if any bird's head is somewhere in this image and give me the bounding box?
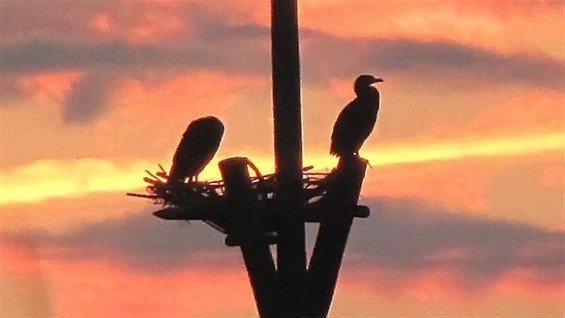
[354,74,383,95]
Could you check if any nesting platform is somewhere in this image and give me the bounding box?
[127,157,369,247]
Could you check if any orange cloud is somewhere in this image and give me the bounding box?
[493,268,565,300]
[0,71,264,168]
[364,159,491,213]
[115,72,262,119]
[3,241,561,318]
[0,240,55,317]
[15,72,82,102]
[0,192,147,234]
[91,72,265,156]
[297,0,563,57]
[542,164,565,188]
[471,90,564,135]
[365,151,564,227]
[89,5,187,43]
[334,267,564,318]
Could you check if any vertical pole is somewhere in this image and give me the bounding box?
[271,0,306,316]
[219,158,281,317]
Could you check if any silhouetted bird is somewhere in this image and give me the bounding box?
[330,75,383,158]
[168,116,224,183]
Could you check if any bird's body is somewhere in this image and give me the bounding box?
[330,75,382,158]
[168,116,224,183]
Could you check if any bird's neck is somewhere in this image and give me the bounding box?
[356,88,379,102]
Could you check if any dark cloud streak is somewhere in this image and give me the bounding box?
[1,12,563,124]
[300,34,565,90]
[63,71,116,124]
[0,39,256,74]
[3,211,233,271]
[347,198,564,290]
[2,32,562,89]
[3,197,563,292]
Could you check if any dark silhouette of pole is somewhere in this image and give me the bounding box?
[219,158,281,317]
[271,0,306,316]
[307,157,367,317]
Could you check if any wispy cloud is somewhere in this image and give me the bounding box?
[2,32,562,88]
[349,198,565,291]
[63,71,118,124]
[300,34,565,90]
[2,28,562,126]
[4,197,563,293]
[2,1,563,126]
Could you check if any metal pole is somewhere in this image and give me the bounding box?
[271,0,306,316]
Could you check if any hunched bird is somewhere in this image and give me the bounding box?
[330,74,383,158]
[168,116,224,183]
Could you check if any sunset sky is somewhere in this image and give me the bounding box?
[1,0,564,317]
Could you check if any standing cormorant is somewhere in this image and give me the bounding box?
[168,116,225,183]
[330,74,383,158]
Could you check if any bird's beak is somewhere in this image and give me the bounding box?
[372,78,384,84]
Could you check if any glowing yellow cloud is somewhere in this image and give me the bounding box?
[302,132,564,170]
[0,133,562,206]
[0,158,157,206]
[366,132,564,166]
